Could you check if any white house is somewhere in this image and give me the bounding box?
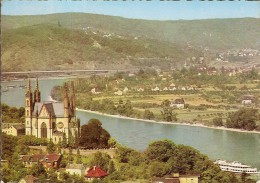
[242,95,254,105]
[170,98,185,109]
[114,90,123,96]
[65,163,86,177]
[137,87,144,92]
[163,87,168,91]
[123,87,129,93]
[151,86,160,92]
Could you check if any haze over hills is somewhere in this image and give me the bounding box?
[2,13,260,49]
[2,13,260,71]
[2,24,200,71]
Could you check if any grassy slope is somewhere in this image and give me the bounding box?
[2,24,199,71]
[2,13,260,50]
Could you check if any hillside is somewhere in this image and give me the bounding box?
[2,13,260,50]
[2,24,200,71]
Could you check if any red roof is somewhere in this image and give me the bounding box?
[85,166,108,178]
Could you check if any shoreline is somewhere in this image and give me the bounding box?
[1,76,76,83]
[76,108,260,135]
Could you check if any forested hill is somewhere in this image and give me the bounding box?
[2,13,260,50]
[2,24,200,71]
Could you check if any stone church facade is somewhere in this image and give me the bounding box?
[25,79,79,144]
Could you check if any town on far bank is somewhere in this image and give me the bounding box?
[1,65,260,183]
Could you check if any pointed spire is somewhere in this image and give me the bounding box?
[35,78,39,90]
[27,79,31,93]
[34,78,41,103]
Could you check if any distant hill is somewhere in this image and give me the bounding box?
[2,24,200,71]
[2,13,260,50]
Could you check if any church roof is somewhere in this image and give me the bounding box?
[33,102,66,117]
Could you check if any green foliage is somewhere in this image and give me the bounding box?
[116,146,135,163]
[78,119,111,149]
[90,152,111,171]
[108,160,116,174]
[29,163,47,178]
[47,139,56,153]
[226,108,259,130]
[2,103,25,123]
[149,161,169,177]
[213,117,223,126]
[145,140,177,162]
[18,135,48,146]
[76,149,82,164]
[143,109,155,120]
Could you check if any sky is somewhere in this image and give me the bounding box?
[1,0,260,20]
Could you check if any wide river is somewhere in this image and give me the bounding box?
[2,78,260,169]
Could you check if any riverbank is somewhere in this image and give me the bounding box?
[77,108,260,135]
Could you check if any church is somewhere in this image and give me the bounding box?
[25,79,80,144]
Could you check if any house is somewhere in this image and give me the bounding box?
[85,166,108,181]
[123,87,129,93]
[2,124,25,136]
[19,175,39,183]
[114,90,123,96]
[152,86,160,92]
[170,98,185,109]
[65,163,86,176]
[242,95,254,105]
[151,173,200,183]
[90,88,101,94]
[21,154,62,169]
[137,87,144,92]
[179,175,200,183]
[163,87,169,91]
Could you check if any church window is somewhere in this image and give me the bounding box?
[26,110,29,116]
[55,137,56,142]
[59,137,61,142]
[26,100,29,106]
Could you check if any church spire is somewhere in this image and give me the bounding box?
[34,78,41,103]
[26,79,31,94]
[64,83,69,118]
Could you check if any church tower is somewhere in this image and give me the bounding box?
[25,79,33,135]
[64,83,70,118]
[34,78,41,103]
[70,81,76,116]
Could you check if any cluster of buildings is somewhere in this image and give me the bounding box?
[216,48,260,61]
[152,173,200,183]
[18,153,108,182]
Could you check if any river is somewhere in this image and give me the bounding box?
[1,78,260,169]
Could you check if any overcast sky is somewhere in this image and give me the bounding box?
[2,0,260,20]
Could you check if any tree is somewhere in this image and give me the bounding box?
[29,163,47,178]
[78,119,111,149]
[68,147,74,163]
[227,108,258,130]
[76,149,82,164]
[145,140,177,162]
[143,109,155,120]
[108,160,116,174]
[149,161,169,177]
[62,132,67,148]
[108,138,117,148]
[213,117,223,126]
[47,139,55,153]
[90,152,111,171]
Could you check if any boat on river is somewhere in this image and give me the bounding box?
[214,160,258,174]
